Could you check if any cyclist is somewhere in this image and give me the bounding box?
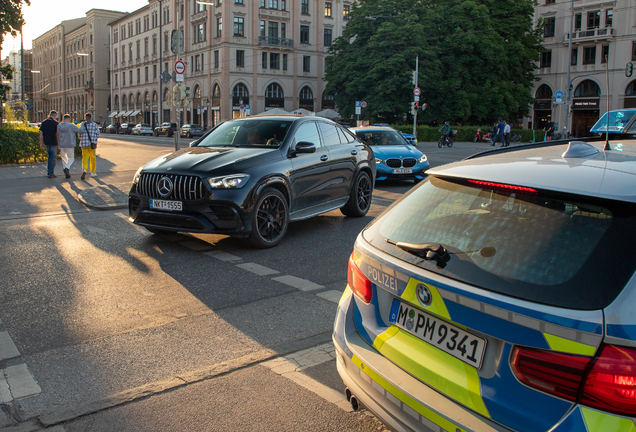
[439,121,452,145]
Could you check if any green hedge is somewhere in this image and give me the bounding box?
[393,125,541,143]
[0,126,81,164]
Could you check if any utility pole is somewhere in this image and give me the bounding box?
[173,13,182,151]
[20,26,24,103]
[159,0,163,127]
[413,56,419,139]
[565,0,574,134]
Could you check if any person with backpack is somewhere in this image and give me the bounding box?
[78,113,100,180]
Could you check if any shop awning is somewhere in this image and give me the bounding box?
[117,111,126,117]
[108,111,118,118]
[130,110,141,116]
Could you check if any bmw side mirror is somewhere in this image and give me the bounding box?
[295,141,316,154]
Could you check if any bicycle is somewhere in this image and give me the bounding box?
[438,133,453,148]
[511,133,521,143]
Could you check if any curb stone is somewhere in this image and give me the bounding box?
[77,184,129,211]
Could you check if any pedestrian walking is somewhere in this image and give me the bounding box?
[503,121,511,147]
[491,118,505,147]
[78,113,100,180]
[57,114,81,178]
[543,119,554,141]
[39,110,59,178]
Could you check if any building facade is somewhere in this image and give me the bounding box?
[1,49,33,109]
[531,0,636,137]
[31,10,126,123]
[108,0,351,129]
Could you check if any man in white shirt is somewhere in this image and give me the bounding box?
[503,121,511,147]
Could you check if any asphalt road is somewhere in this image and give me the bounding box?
[0,135,501,431]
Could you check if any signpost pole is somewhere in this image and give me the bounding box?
[173,7,183,151]
[413,56,418,140]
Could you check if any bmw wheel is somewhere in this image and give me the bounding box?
[245,188,289,248]
[341,171,372,217]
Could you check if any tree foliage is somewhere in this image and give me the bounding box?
[0,0,30,47]
[325,0,543,125]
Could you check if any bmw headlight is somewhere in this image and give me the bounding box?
[375,158,383,165]
[132,166,143,184]
[418,155,428,164]
[207,174,251,189]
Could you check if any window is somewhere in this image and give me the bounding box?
[576,13,583,31]
[571,47,578,66]
[325,2,332,17]
[545,0,555,4]
[303,55,311,72]
[153,36,157,54]
[121,46,125,62]
[281,23,286,38]
[234,17,244,36]
[217,17,222,37]
[137,68,140,84]
[300,86,313,100]
[260,20,265,37]
[540,50,551,68]
[236,50,245,67]
[136,41,141,59]
[544,17,555,38]
[269,22,278,38]
[301,0,309,14]
[606,9,613,28]
[145,67,148,82]
[195,23,206,43]
[153,64,157,79]
[270,52,280,69]
[344,5,350,19]
[90,34,93,45]
[235,0,243,3]
[144,39,148,56]
[633,42,636,61]
[194,0,206,11]
[214,50,219,68]
[281,0,286,10]
[114,30,118,43]
[583,46,596,64]
[262,52,268,69]
[293,123,320,147]
[318,123,340,146]
[324,28,332,46]
[180,3,184,19]
[283,53,287,70]
[300,25,309,44]
[587,10,600,29]
[269,0,278,8]
[601,45,609,63]
[90,51,93,63]
[114,73,118,87]
[260,0,265,6]
[114,48,118,64]
[129,44,133,60]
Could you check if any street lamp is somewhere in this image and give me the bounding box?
[31,70,40,73]
[77,53,89,56]
[196,1,216,4]
[205,98,210,129]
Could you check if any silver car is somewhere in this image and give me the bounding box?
[180,124,204,138]
[334,140,636,431]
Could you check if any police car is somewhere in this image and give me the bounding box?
[334,139,636,431]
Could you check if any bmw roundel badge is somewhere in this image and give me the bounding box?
[417,284,433,307]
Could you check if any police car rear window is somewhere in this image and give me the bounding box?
[363,177,636,310]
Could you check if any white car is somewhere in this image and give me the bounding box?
[132,123,153,136]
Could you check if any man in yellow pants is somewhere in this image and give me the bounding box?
[78,113,100,180]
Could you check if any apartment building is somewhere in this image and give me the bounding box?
[531,0,636,137]
[109,0,351,129]
[1,49,33,108]
[31,9,126,123]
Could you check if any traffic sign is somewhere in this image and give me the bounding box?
[160,71,172,84]
[555,90,563,99]
[175,61,185,74]
[414,96,420,102]
[355,106,361,115]
[171,30,184,54]
[414,87,421,97]
[176,73,184,82]
[246,104,251,116]
[355,101,361,107]
[361,101,367,108]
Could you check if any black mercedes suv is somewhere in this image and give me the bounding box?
[128,115,376,248]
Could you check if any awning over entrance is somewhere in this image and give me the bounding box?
[117,111,126,117]
[130,110,141,116]
[108,111,118,118]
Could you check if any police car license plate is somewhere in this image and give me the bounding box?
[393,168,413,174]
[150,199,182,211]
[389,299,487,369]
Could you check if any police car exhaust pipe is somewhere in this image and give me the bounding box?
[350,395,364,411]
[345,387,352,402]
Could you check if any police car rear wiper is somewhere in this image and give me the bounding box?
[386,240,450,267]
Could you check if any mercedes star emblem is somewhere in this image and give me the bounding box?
[157,176,174,198]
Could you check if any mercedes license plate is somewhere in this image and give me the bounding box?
[393,168,413,174]
[150,199,182,212]
[389,299,487,369]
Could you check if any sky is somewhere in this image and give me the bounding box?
[1,0,149,55]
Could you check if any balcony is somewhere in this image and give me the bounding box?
[258,36,294,49]
[565,27,614,43]
[192,9,207,22]
[84,80,94,91]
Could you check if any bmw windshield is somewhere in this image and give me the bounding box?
[356,130,409,146]
[194,119,293,148]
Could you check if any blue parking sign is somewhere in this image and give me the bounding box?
[355,101,361,107]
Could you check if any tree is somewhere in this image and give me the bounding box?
[325,0,543,125]
[0,0,30,123]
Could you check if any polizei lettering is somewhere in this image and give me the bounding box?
[367,266,398,292]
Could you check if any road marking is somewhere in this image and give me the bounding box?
[236,262,280,276]
[263,343,351,412]
[316,290,344,304]
[204,251,243,262]
[179,240,214,251]
[272,275,324,291]
[0,331,20,360]
[0,364,41,401]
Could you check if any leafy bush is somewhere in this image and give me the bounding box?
[0,125,81,164]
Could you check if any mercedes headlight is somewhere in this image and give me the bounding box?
[207,174,251,189]
[418,155,428,164]
[132,166,143,184]
[375,158,383,165]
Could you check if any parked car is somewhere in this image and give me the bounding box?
[590,108,636,137]
[350,126,428,183]
[400,132,417,146]
[132,123,153,136]
[129,116,376,247]
[334,139,636,432]
[180,124,204,138]
[154,122,177,137]
[105,124,118,134]
[118,123,134,134]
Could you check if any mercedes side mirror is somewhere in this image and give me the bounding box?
[295,141,316,154]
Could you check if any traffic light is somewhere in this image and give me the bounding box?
[185,86,191,98]
[179,84,186,101]
[166,89,173,106]
[411,71,417,85]
[627,62,634,78]
[410,102,416,115]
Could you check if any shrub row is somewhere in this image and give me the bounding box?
[392,125,547,143]
[0,126,81,164]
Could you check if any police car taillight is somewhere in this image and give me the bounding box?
[348,254,373,304]
[512,344,636,416]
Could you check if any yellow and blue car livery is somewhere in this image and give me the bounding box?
[333,237,636,432]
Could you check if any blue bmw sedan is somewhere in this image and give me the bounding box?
[350,127,429,183]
